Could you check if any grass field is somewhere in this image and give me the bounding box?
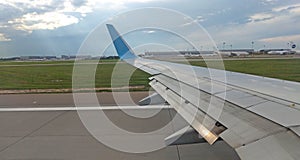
[0,58,299,92]
[0,59,117,65]
[0,61,149,91]
[189,58,300,82]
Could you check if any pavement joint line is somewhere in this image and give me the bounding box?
[166,106,182,160]
[165,109,190,160]
[0,111,68,154]
[176,145,182,160]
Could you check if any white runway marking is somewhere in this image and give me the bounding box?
[0,105,171,112]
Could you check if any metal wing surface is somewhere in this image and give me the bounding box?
[107,24,300,160]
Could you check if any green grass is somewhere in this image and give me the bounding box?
[0,59,299,91]
[0,61,149,90]
[0,60,75,65]
[189,59,300,82]
[0,59,118,65]
[0,65,72,89]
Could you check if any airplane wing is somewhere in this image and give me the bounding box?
[107,24,300,160]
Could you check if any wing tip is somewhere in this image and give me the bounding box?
[106,24,137,60]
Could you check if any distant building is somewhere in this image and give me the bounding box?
[144,51,216,57]
[61,55,70,59]
[145,51,181,57]
[44,56,57,60]
[20,56,57,61]
[61,55,92,60]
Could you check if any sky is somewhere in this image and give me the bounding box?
[0,0,300,57]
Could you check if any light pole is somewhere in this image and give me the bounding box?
[251,41,255,56]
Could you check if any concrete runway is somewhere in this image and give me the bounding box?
[0,92,240,160]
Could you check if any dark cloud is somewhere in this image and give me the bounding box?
[71,0,87,7]
[0,4,23,21]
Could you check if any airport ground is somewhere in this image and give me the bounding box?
[0,92,240,160]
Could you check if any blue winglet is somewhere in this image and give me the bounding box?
[106,24,137,60]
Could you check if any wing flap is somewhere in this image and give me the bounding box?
[150,78,226,144]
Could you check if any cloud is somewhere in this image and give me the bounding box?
[261,0,278,5]
[259,34,300,43]
[248,13,274,22]
[8,12,79,33]
[0,33,11,41]
[0,0,160,34]
[272,3,300,12]
[208,2,300,48]
[247,3,300,23]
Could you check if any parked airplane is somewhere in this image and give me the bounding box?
[268,50,290,55]
[267,49,295,55]
[106,24,300,160]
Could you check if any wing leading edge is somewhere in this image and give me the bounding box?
[106,24,300,160]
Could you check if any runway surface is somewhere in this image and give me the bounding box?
[0,92,240,160]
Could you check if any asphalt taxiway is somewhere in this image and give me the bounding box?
[0,92,240,160]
